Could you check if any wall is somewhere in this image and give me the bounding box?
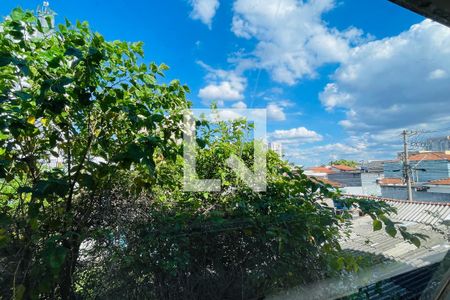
[361,173,382,196]
[328,172,362,187]
[384,160,450,183]
[411,160,450,182]
[427,185,450,194]
[381,186,450,202]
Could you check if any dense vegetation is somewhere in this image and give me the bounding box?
[0,8,425,300]
[329,160,359,168]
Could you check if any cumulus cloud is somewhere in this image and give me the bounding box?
[189,0,220,28]
[232,101,248,109]
[197,61,247,103]
[231,0,365,84]
[270,126,323,143]
[319,20,450,140]
[266,103,286,121]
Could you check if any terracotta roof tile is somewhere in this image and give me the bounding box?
[379,178,404,185]
[308,166,335,174]
[427,178,450,185]
[308,176,343,188]
[408,152,450,161]
[331,164,357,171]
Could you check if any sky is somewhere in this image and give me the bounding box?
[2,0,450,166]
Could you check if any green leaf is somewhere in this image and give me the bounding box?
[49,246,67,270]
[0,53,13,67]
[385,225,397,238]
[64,47,83,58]
[159,63,170,71]
[11,8,25,21]
[373,219,382,231]
[14,284,25,300]
[410,236,421,248]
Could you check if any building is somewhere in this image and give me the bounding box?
[379,177,450,202]
[425,136,450,152]
[424,178,450,194]
[384,152,450,183]
[304,166,334,178]
[268,142,282,157]
[330,164,357,172]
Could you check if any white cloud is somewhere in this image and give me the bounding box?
[189,0,220,28]
[270,126,323,143]
[232,101,248,109]
[319,20,450,140]
[231,0,364,84]
[267,103,286,121]
[197,61,247,103]
[428,69,447,80]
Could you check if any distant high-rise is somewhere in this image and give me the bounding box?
[269,142,282,157]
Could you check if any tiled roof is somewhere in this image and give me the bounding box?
[408,152,450,161]
[378,178,404,186]
[309,176,343,188]
[332,164,357,171]
[307,166,335,174]
[427,178,450,185]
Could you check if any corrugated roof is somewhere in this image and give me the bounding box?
[343,195,450,226]
[341,201,449,286]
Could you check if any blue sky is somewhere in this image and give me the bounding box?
[3,1,450,166]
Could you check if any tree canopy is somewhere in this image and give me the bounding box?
[330,159,359,168]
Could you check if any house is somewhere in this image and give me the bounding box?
[304,166,334,178]
[424,178,450,194]
[384,151,450,183]
[330,164,357,172]
[328,169,362,188]
[379,177,450,202]
[381,152,450,202]
[308,176,343,188]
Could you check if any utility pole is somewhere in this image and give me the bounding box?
[402,130,413,201]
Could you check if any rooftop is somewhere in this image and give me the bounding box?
[339,196,450,297]
[408,152,450,161]
[308,176,343,188]
[307,166,335,174]
[331,164,357,171]
[378,178,404,186]
[426,178,450,186]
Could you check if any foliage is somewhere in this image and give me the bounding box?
[0,8,188,299]
[330,159,359,168]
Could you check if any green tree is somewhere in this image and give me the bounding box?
[0,8,189,299]
[73,117,426,299]
[330,159,359,168]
